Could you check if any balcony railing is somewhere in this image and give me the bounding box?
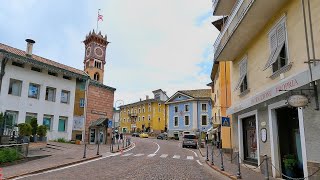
[212,0,219,11]
[213,0,254,60]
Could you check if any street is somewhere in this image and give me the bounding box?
[17,138,228,180]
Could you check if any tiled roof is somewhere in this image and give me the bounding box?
[120,99,165,108]
[0,43,87,77]
[179,89,211,99]
[89,80,116,91]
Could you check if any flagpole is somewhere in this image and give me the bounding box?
[96,9,100,32]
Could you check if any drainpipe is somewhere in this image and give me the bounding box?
[0,54,8,93]
[83,78,90,143]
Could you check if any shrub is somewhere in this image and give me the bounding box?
[30,118,38,136]
[57,138,67,143]
[37,125,47,137]
[0,147,22,164]
[18,123,32,136]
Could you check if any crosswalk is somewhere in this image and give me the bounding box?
[121,153,197,161]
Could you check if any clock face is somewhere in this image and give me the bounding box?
[94,47,103,57]
[86,47,91,57]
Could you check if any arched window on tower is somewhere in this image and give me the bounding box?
[94,72,99,81]
[94,61,102,69]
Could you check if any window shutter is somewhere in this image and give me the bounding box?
[234,57,247,91]
[277,22,286,45]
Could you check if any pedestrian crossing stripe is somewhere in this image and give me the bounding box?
[160,154,168,158]
[147,154,156,157]
[134,153,144,157]
[122,153,132,157]
[187,156,194,160]
[172,155,180,159]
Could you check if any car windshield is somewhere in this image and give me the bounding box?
[184,135,196,139]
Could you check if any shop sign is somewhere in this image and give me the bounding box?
[287,95,309,107]
[91,110,107,116]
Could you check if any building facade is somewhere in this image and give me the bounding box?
[212,0,320,179]
[119,89,168,134]
[165,89,212,139]
[0,40,88,141]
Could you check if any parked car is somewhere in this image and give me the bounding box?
[157,133,168,140]
[132,133,140,137]
[182,134,198,149]
[139,132,149,138]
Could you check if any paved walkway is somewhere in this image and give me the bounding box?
[199,144,276,180]
[2,142,114,179]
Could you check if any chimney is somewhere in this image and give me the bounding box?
[146,95,149,100]
[25,39,35,56]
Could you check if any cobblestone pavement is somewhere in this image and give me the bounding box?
[17,138,229,180]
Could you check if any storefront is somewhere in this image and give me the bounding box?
[89,118,110,144]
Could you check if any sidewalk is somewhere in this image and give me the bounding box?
[2,142,113,179]
[199,144,276,180]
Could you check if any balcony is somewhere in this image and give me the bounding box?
[212,0,237,16]
[213,0,289,62]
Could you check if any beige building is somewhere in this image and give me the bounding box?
[212,0,320,179]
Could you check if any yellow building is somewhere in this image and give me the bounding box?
[72,80,87,141]
[212,0,320,178]
[208,61,232,151]
[119,89,168,134]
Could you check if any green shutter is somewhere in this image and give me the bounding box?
[58,119,65,132]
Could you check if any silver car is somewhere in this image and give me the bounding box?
[182,134,198,149]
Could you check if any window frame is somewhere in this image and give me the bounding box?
[45,87,56,102]
[201,103,207,112]
[80,98,85,107]
[58,117,67,132]
[184,104,189,112]
[8,78,22,97]
[174,116,179,127]
[25,112,37,124]
[184,115,190,126]
[174,106,178,113]
[43,115,53,131]
[201,115,208,126]
[60,90,70,104]
[28,83,40,99]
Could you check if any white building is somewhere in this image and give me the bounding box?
[0,40,88,141]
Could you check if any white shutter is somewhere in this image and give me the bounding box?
[234,57,247,91]
[277,21,286,45]
[270,29,277,51]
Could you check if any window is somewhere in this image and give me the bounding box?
[80,98,85,107]
[158,117,161,122]
[94,72,99,81]
[174,106,178,113]
[143,108,145,113]
[63,75,71,80]
[43,115,53,130]
[201,104,207,112]
[48,71,57,77]
[31,67,41,72]
[184,116,190,126]
[45,87,56,102]
[94,61,102,69]
[86,61,90,68]
[174,117,179,127]
[142,116,145,121]
[8,79,22,96]
[12,61,24,68]
[201,115,207,126]
[25,113,37,124]
[234,57,248,93]
[148,106,151,112]
[159,107,161,112]
[127,110,130,115]
[28,83,40,99]
[138,108,141,113]
[158,103,161,106]
[123,118,126,123]
[264,18,288,72]
[61,90,70,104]
[58,117,67,132]
[185,104,189,112]
[134,109,137,114]
[148,115,151,121]
[6,111,18,128]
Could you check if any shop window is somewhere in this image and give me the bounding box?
[8,79,22,96]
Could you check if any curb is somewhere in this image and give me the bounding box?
[205,161,237,180]
[198,147,205,157]
[5,155,102,180]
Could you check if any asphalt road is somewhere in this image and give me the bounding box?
[17,137,229,180]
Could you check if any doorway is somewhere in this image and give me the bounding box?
[242,115,258,165]
[276,107,304,178]
[90,129,96,144]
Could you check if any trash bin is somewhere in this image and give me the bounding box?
[75,140,81,145]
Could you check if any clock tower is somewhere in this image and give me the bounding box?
[83,30,109,83]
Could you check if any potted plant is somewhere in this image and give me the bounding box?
[37,125,47,142]
[17,123,32,143]
[30,118,38,142]
[283,154,298,177]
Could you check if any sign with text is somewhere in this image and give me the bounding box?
[91,110,107,116]
[287,94,309,107]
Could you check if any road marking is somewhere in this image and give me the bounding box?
[160,154,168,158]
[13,143,136,179]
[152,141,160,154]
[173,155,180,159]
[147,154,156,157]
[134,153,144,157]
[196,160,203,166]
[122,153,133,157]
[184,148,198,157]
[187,156,194,160]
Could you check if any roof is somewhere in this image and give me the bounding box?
[0,43,88,78]
[89,80,116,91]
[119,99,165,108]
[178,89,211,99]
[89,118,107,127]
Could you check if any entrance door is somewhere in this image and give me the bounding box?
[90,129,96,144]
[99,130,104,144]
[276,107,304,178]
[242,116,258,165]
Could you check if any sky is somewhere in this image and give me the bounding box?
[0,0,220,106]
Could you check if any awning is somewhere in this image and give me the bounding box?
[207,127,219,134]
[89,118,107,128]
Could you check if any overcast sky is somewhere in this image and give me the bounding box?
[0,0,219,105]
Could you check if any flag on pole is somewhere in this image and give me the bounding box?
[98,14,103,21]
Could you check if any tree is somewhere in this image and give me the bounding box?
[30,118,38,136]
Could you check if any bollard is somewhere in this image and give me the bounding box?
[220,148,225,171]
[264,155,269,180]
[97,141,100,155]
[206,144,209,161]
[118,139,120,150]
[236,152,242,179]
[83,144,87,158]
[123,138,125,148]
[111,139,114,152]
[211,145,214,165]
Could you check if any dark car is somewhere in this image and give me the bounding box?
[132,133,140,137]
[182,134,198,149]
[157,133,168,140]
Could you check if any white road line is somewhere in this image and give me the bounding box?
[122,153,133,157]
[152,141,160,154]
[134,153,144,157]
[196,160,203,166]
[184,148,198,157]
[187,156,194,160]
[160,154,168,158]
[147,154,156,157]
[13,143,136,180]
[173,155,180,159]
